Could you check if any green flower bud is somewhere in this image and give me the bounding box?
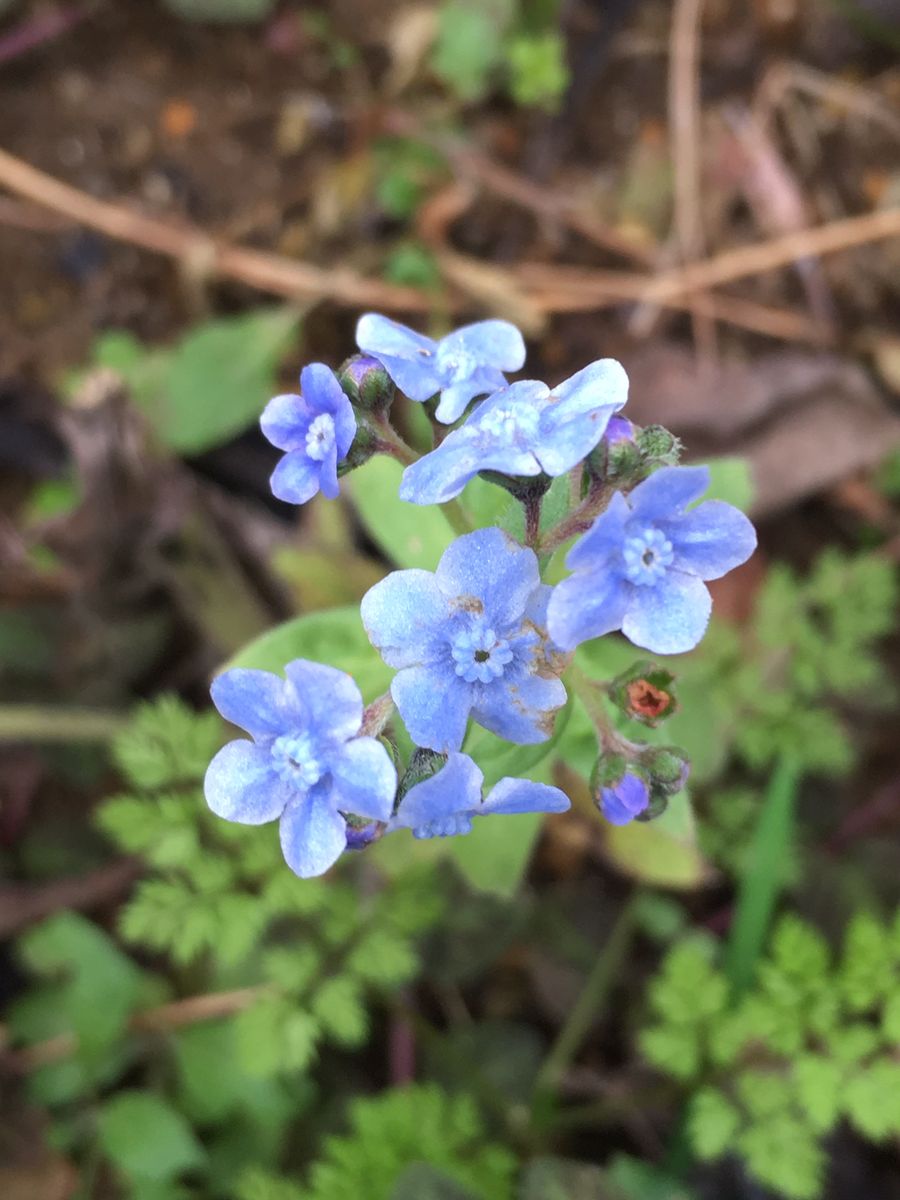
[638,745,691,796]
[338,354,395,413]
[637,425,681,466]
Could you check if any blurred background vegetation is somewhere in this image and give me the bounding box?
[2,1,900,1198]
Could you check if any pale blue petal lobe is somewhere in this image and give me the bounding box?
[629,465,710,519]
[481,777,570,816]
[361,570,449,668]
[565,492,631,570]
[283,660,363,743]
[661,500,757,580]
[622,572,712,653]
[270,451,321,505]
[399,436,482,505]
[279,786,347,878]
[329,737,397,821]
[210,668,289,737]
[391,666,472,752]
[547,573,630,651]
[435,528,541,627]
[392,752,483,831]
[441,321,526,372]
[204,741,289,824]
[260,393,311,451]
[473,673,566,744]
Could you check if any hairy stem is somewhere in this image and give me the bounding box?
[537,481,612,556]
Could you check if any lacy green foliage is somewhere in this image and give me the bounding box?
[698,785,799,884]
[432,0,569,111]
[235,1086,516,1200]
[641,910,900,1199]
[698,550,897,776]
[97,696,443,1074]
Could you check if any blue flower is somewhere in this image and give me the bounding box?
[389,752,569,839]
[600,771,649,825]
[361,527,567,752]
[547,466,757,655]
[355,313,526,424]
[261,363,357,505]
[204,661,397,878]
[399,360,628,505]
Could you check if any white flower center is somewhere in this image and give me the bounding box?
[623,528,674,586]
[450,622,514,684]
[435,344,477,383]
[272,732,323,787]
[305,414,336,462]
[477,404,540,442]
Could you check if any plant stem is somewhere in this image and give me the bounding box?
[531,893,640,1106]
[0,705,129,743]
[537,481,612,556]
[724,754,800,995]
[564,660,621,752]
[372,418,419,466]
[441,499,473,536]
[524,494,543,546]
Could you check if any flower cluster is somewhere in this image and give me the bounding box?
[207,314,757,877]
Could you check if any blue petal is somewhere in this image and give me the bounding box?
[270,450,321,505]
[391,665,472,752]
[629,465,710,521]
[283,660,363,744]
[279,785,347,878]
[481,777,570,816]
[260,393,311,451]
[391,752,483,831]
[661,500,757,581]
[300,363,357,458]
[361,569,449,668]
[355,314,441,401]
[473,672,566,744]
[440,320,526,372]
[536,360,629,476]
[547,572,630,651]
[435,528,541,627]
[434,368,509,424]
[565,492,631,570]
[210,668,291,737]
[205,740,290,824]
[399,435,484,505]
[318,440,340,501]
[328,737,397,821]
[622,571,711,654]
[601,773,649,825]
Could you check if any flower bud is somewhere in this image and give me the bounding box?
[337,416,379,474]
[638,745,690,796]
[637,424,681,466]
[337,354,395,413]
[608,661,678,726]
[397,747,447,803]
[590,752,652,825]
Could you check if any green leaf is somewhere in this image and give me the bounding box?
[688,1088,741,1161]
[725,755,800,994]
[163,308,300,453]
[112,695,223,790]
[227,605,392,702]
[310,977,369,1047]
[840,911,895,1012]
[174,1020,245,1125]
[602,789,711,890]
[737,1116,824,1200]
[843,1061,900,1140]
[794,1054,842,1134]
[346,456,456,570]
[16,913,145,1062]
[639,1024,701,1081]
[431,1,511,102]
[703,456,755,511]
[391,1164,479,1200]
[97,1091,204,1182]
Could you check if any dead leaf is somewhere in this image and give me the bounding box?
[623,343,900,515]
